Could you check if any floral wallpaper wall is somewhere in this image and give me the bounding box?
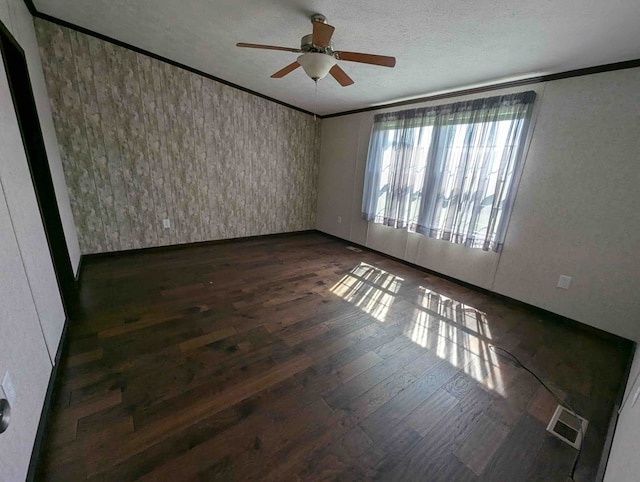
[34,19,320,254]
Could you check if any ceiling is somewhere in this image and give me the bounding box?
[33,0,640,116]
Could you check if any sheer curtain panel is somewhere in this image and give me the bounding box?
[361,91,536,252]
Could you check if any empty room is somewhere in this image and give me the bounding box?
[1,0,639,480]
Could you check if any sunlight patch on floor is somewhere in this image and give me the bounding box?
[406,317,507,394]
[330,263,403,322]
[406,287,506,394]
[331,264,508,397]
[416,288,490,336]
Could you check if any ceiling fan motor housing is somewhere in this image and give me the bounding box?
[300,34,334,55]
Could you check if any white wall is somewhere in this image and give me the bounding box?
[317,67,640,342]
[605,349,640,481]
[492,69,640,343]
[0,0,80,479]
[0,181,51,482]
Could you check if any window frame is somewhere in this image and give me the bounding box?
[361,90,538,252]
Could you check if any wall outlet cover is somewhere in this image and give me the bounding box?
[162,218,171,229]
[557,275,572,289]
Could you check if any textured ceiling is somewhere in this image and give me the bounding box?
[34,0,640,115]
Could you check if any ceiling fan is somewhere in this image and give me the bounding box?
[237,14,396,86]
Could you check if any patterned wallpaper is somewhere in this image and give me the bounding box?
[34,19,320,254]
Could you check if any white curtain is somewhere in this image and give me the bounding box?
[362,91,536,252]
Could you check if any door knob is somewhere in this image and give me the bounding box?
[0,398,10,433]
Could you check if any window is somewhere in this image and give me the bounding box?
[362,91,536,252]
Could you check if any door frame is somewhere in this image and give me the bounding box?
[0,20,76,317]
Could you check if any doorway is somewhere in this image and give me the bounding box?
[0,21,76,316]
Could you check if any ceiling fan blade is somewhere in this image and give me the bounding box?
[236,42,301,53]
[312,21,335,48]
[334,51,396,68]
[329,65,354,86]
[271,61,301,78]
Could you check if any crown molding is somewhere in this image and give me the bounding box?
[323,58,640,118]
[23,1,316,117]
[23,1,640,119]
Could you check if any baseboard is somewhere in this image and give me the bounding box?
[314,229,633,346]
[81,229,317,262]
[74,254,84,287]
[26,317,70,481]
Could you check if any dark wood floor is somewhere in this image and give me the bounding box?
[38,232,632,481]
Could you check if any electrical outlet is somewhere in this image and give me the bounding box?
[162,218,171,229]
[337,216,342,224]
[557,275,572,290]
[1,372,16,405]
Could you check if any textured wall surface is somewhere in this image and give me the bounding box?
[35,19,320,254]
[317,68,640,341]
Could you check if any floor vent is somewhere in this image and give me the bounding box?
[346,246,363,252]
[546,405,588,449]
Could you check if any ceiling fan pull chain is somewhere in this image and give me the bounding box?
[314,79,318,121]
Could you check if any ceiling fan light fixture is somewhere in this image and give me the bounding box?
[297,52,336,81]
[238,13,396,87]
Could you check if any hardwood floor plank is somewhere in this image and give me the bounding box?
[86,354,312,476]
[199,398,337,481]
[355,420,423,479]
[335,351,383,383]
[385,386,495,479]
[404,349,443,377]
[293,329,396,397]
[431,453,479,482]
[444,371,478,400]
[56,389,122,424]
[282,322,331,346]
[97,314,183,339]
[139,385,333,481]
[301,320,383,362]
[454,412,510,475]
[263,421,352,481]
[90,378,304,481]
[131,354,282,429]
[178,326,237,351]
[373,334,414,358]
[37,233,632,481]
[479,413,547,481]
[346,368,418,422]
[322,342,424,410]
[66,348,104,368]
[405,387,459,436]
[526,434,577,481]
[359,360,460,442]
[488,370,541,427]
[527,383,566,424]
[292,424,375,481]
